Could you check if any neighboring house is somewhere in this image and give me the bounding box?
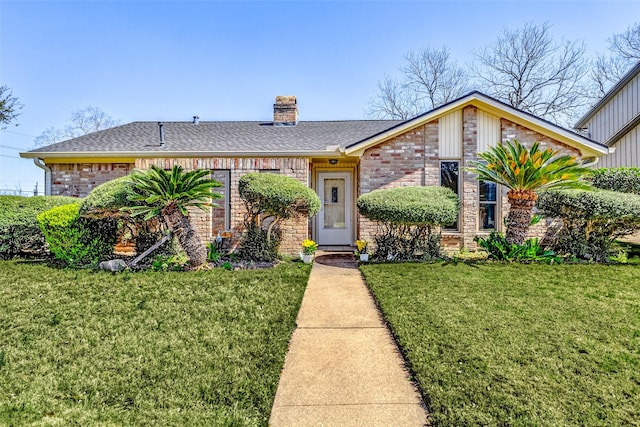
[575,61,640,167]
[21,92,611,254]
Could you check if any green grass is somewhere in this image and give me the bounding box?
[361,262,640,426]
[0,260,310,426]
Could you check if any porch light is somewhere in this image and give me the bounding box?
[329,159,338,165]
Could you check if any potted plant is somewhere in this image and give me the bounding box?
[355,239,369,262]
[300,239,318,264]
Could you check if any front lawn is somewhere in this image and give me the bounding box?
[0,260,310,426]
[361,262,640,426]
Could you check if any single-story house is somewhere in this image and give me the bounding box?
[575,61,640,167]
[21,91,612,254]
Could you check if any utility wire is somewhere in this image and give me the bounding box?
[0,154,22,159]
[1,130,37,138]
[0,144,25,150]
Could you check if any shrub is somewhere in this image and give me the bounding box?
[79,176,135,216]
[0,195,78,258]
[37,203,116,268]
[238,173,320,261]
[537,189,640,262]
[357,186,459,261]
[592,167,640,194]
[80,177,173,260]
[475,232,558,262]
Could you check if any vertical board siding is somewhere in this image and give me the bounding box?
[438,110,462,158]
[477,110,501,153]
[600,124,640,168]
[589,72,640,142]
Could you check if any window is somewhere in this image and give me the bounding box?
[479,181,497,230]
[211,170,230,232]
[440,161,460,230]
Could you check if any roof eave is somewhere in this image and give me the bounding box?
[345,92,609,157]
[575,61,640,128]
[19,149,346,160]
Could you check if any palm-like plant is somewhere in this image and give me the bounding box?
[468,139,592,245]
[126,165,221,268]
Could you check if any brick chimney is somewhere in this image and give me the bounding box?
[273,96,298,126]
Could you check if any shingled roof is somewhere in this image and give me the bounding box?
[23,120,401,158]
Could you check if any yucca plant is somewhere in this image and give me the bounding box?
[468,139,592,245]
[125,165,221,268]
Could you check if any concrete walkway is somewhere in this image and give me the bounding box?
[269,252,429,426]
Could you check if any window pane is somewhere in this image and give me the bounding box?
[440,161,459,194]
[479,181,497,202]
[324,178,346,229]
[440,161,459,230]
[211,170,230,231]
[479,204,496,230]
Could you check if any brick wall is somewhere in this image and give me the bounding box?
[499,119,582,242]
[354,107,588,253]
[358,125,429,246]
[135,157,311,256]
[50,163,133,197]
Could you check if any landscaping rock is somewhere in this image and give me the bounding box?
[98,259,128,272]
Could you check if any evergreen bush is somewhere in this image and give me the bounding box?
[0,195,78,258]
[591,167,640,194]
[37,203,116,268]
[537,189,640,262]
[238,173,320,261]
[357,186,459,261]
[79,176,134,216]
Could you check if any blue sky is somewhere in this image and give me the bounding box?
[1,0,638,194]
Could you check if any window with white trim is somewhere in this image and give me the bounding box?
[211,170,230,232]
[440,161,460,230]
[479,181,497,230]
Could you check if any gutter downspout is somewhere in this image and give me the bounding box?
[33,158,51,196]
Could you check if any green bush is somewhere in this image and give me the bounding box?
[238,173,320,261]
[592,167,640,194]
[0,195,78,258]
[537,189,640,262]
[357,186,459,225]
[37,203,115,268]
[79,176,135,216]
[475,232,558,262]
[80,176,170,260]
[238,173,321,220]
[357,186,460,261]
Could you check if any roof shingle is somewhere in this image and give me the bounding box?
[25,120,402,155]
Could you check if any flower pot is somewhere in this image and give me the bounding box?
[302,254,314,264]
[359,253,369,262]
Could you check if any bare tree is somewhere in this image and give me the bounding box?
[591,55,634,97]
[471,22,590,126]
[591,22,640,97]
[610,22,640,61]
[0,85,23,129]
[368,47,469,120]
[35,106,120,146]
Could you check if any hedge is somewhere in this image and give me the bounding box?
[0,195,78,258]
[238,173,321,261]
[591,167,640,194]
[37,203,116,268]
[537,189,640,261]
[238,173,321,220]
[357,186,459,225]
[357,186,460,261]
[79,176,135,216]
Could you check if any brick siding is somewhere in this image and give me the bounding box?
[135,157,310,256]
[50,163,133,197]
[356,107,588,253]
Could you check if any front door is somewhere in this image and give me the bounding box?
[317,172,352,245]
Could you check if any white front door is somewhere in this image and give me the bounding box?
[317,172,352,245]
